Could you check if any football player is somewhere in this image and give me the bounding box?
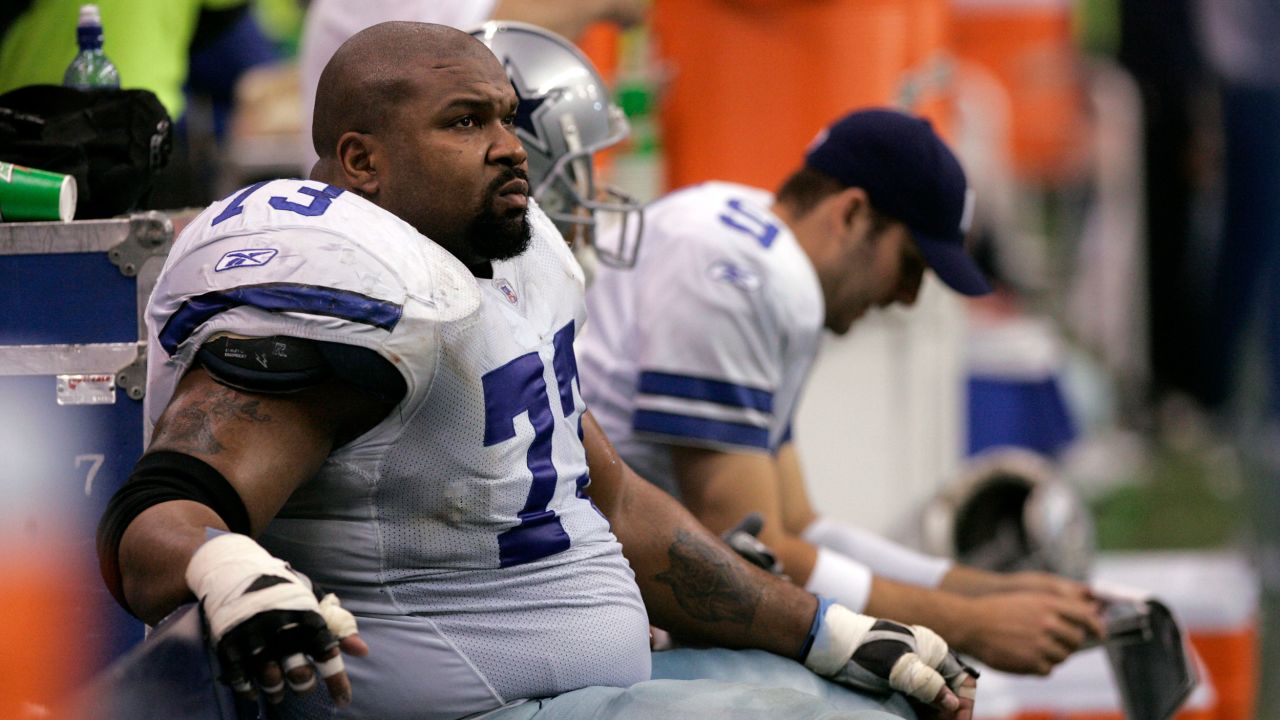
[97,22,974,720]
[577,108,1107,676]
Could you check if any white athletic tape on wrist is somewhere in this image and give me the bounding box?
[231,678,254,694]
[313,655,347,679]
[803,603,876,676]
[804,547,874,613]
[186,534,320,642]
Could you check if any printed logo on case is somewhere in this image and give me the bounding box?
[215,248,278,272]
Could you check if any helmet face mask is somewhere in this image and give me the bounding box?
[473,21,644,272]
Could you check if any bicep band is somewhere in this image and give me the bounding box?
[96,451,251,617]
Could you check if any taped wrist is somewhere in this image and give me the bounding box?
[803,601,876,676]
[97,451,251,617]
[186,534,321,641]
[803,601,955,704]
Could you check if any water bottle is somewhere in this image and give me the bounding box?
[63,4,120,89]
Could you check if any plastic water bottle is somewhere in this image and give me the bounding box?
[63,4,120,89]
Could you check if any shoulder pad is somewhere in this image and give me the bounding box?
[198,335,328,393]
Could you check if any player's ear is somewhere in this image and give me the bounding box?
[336,131,382,196]
[826,186,871,238]
[841,187,871,227]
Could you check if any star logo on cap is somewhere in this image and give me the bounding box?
[505,60,548,152]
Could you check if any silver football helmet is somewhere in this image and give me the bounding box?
[920,447,1095,580]
[471,21,643,273]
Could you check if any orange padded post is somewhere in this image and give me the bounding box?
[653,0,954,193]
[950,0,1087,184]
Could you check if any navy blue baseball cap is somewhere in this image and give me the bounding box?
[804,108,991,296]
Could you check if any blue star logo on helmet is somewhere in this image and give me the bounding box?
[506,60,548,152]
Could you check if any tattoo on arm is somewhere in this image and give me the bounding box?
[655,529,761,626]
[156,404,225,454]
[153,384,272,455]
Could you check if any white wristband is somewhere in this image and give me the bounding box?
[803,517,951,589]
[804,546,873,612]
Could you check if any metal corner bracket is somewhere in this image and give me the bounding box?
[108,211,174,278]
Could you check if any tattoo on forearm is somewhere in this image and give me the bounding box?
[655,529,760,626]
[154,385,272,455]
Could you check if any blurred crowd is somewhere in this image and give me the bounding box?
[5,0,1277,439]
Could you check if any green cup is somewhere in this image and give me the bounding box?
[0,162,77,222]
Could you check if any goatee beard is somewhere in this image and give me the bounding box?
[468,169,532,261]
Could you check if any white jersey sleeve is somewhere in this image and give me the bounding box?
[628,237,781,451]
[145,179,478,426]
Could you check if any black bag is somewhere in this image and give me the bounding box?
[0,85,172,219]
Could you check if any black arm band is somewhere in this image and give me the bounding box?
[96,451,252,618]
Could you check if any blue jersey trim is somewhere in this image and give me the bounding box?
[633,409,770,449]
[159,282,402,355]
[637,371,774,413]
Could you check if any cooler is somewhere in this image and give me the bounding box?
[972,551,1257,720]
[1096,552,1259,720]
[972,645,1216,720]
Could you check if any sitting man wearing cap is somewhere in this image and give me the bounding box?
[579,108,1105,677]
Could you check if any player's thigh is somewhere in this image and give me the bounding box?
[478,679,902,720]
[651,647,916,718]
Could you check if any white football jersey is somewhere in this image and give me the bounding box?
[147,180,650,719]
[579,182,825,499]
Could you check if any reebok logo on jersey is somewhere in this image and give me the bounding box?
[215,248,278,272]
[707,260,761,292]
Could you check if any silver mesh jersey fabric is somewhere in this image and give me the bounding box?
[147,182,651,719]
[578,182,825,499]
